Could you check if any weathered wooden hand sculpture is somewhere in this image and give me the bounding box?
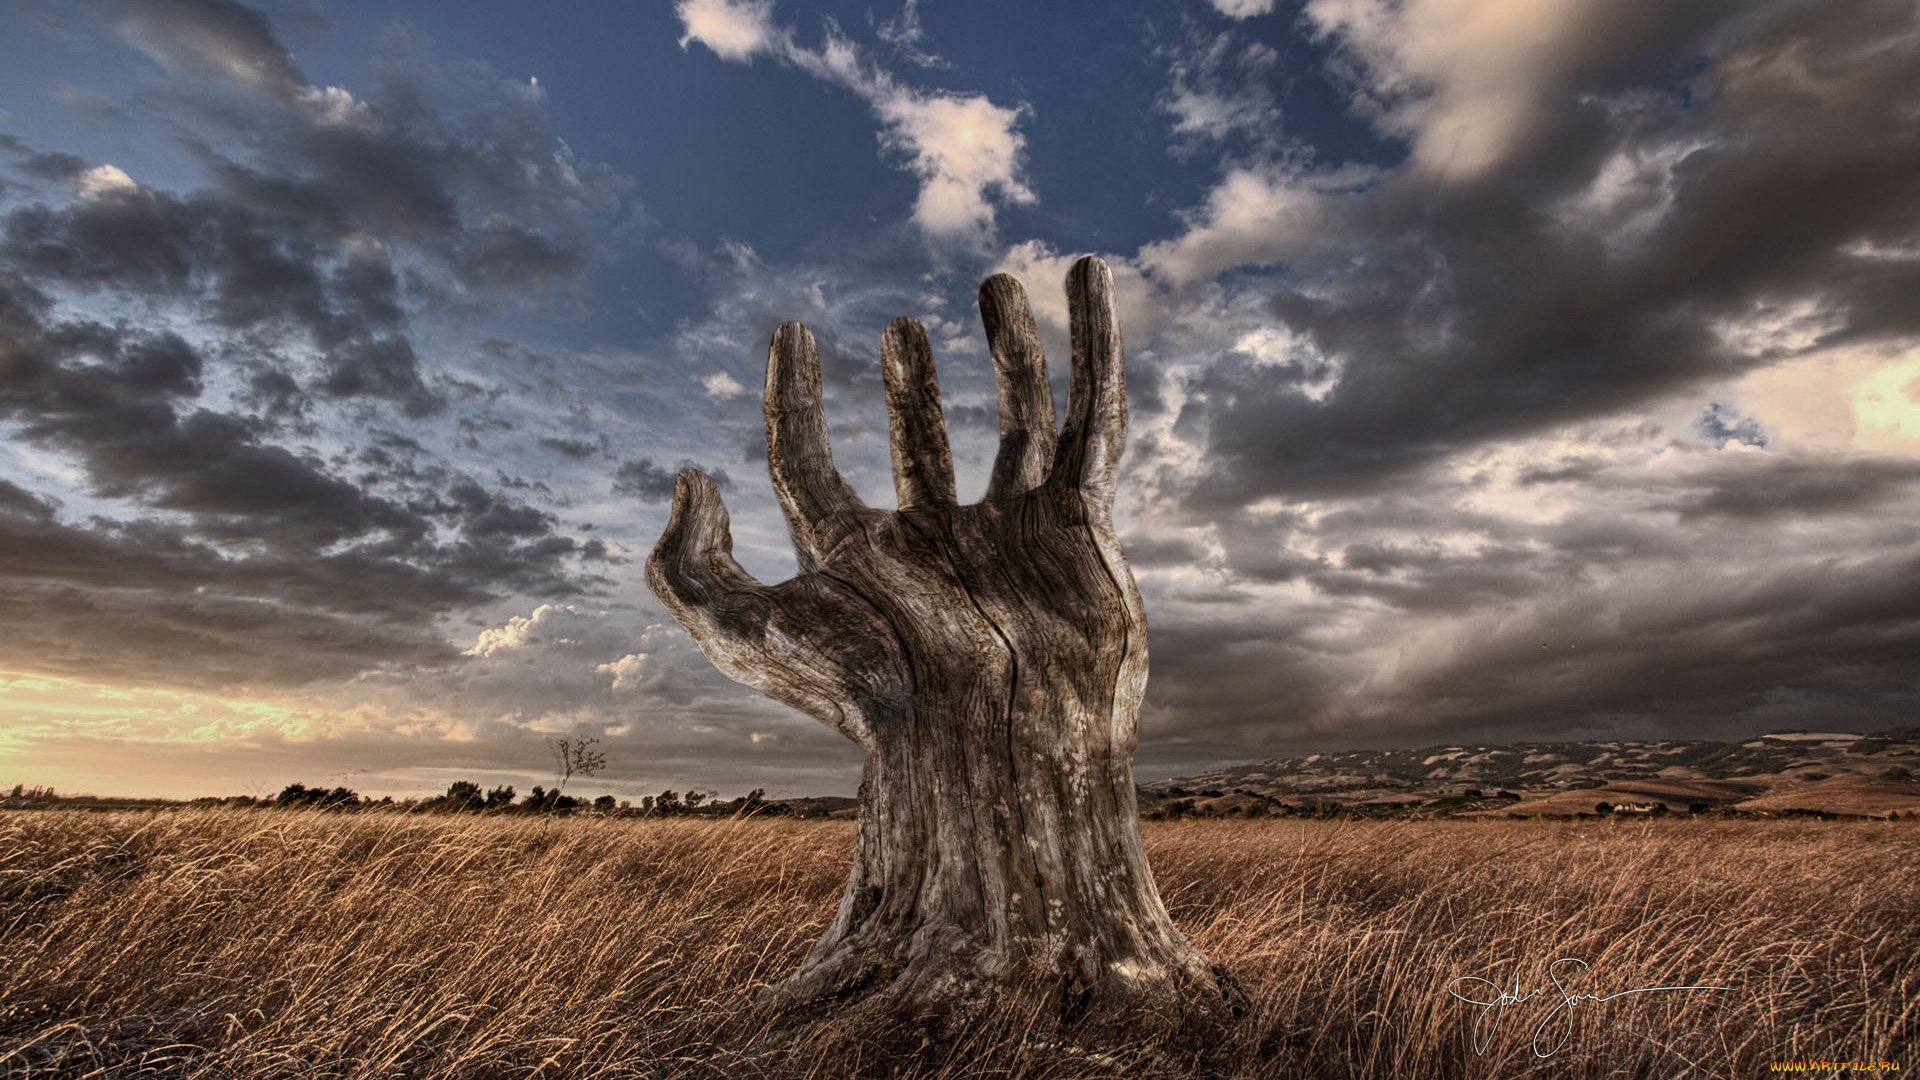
[648,257,1241,1028]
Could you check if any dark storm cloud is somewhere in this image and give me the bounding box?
[1077,0,1920,764]
[2,0,634,417]
[231,364,304,427]
[452,216,588,294]
[538,435,611,460]
[1516,456,1607,487]
[0,478,58,521]
[315,337,431,411]
[20,152,88,182]
[0,0,645,693]
[613,458,735,503]
[4,193,194,295]
[98,0,310,100]
[0,272,594,692]
[1126,429,1920,758]
[426,478,555,541]
[10,315,363,560]
[0,285,401,548]
[0,505,468,688]
[12,187,375,411]
[1218,536,1324,584]
[611,459,678,503]
[1137,601,1348,745]
[1666,456,1920,522]
[1176,0,1920,510]
[1117,530,1209,569]
[1345,546,1920,745]
[1337,542,1409,575]
[0,484,596,692]
[1310,546,1546,613]
[1135,506,1920,755]
[3,172,430,413]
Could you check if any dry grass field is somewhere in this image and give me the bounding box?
[1,810,1912,1079]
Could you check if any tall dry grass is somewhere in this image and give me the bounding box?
[1,811,1912,1078]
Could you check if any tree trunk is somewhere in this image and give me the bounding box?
[647,258,1244,1033]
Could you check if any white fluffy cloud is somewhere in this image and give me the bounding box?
[674,0,779,62]
[463,603,589,657]
[1137,162,1373,287]
[1210,0,1278,18]
[700,372,747,398]
[596,652,648,691]
[874,91,1035,244]
[73,163,138,199]
[675,2,1033,247]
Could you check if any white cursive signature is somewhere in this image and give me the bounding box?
[1446,957,1733,1058]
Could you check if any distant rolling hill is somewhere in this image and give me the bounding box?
[1141,728,1920,819]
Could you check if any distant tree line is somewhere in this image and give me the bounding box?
[181,782,777,817]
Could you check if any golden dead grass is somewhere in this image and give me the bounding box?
[1732,776,1920,818]
[1,811,1912,1078]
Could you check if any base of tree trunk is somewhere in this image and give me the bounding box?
[744,751,1252,1049]
[754,950,1249,1045]
[724,967,1253,1080]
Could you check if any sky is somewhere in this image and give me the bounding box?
[1,0,1916,801]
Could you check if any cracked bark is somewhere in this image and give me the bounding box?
[647,258,1245,1033]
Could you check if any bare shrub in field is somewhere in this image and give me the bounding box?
[1,811,1912,1078]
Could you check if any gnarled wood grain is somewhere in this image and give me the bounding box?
[647,257,1244,1033]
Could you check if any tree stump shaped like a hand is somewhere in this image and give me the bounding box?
[648,257,1242,1029]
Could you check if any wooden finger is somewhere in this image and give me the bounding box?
[979,272,1057,500]
[1051,256,1126,509]
[646,470,762,617]
[880,317,957,511]
[765,322,864,560]
[645,470,879,749]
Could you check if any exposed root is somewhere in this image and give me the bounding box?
[736,944,1252,1074]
